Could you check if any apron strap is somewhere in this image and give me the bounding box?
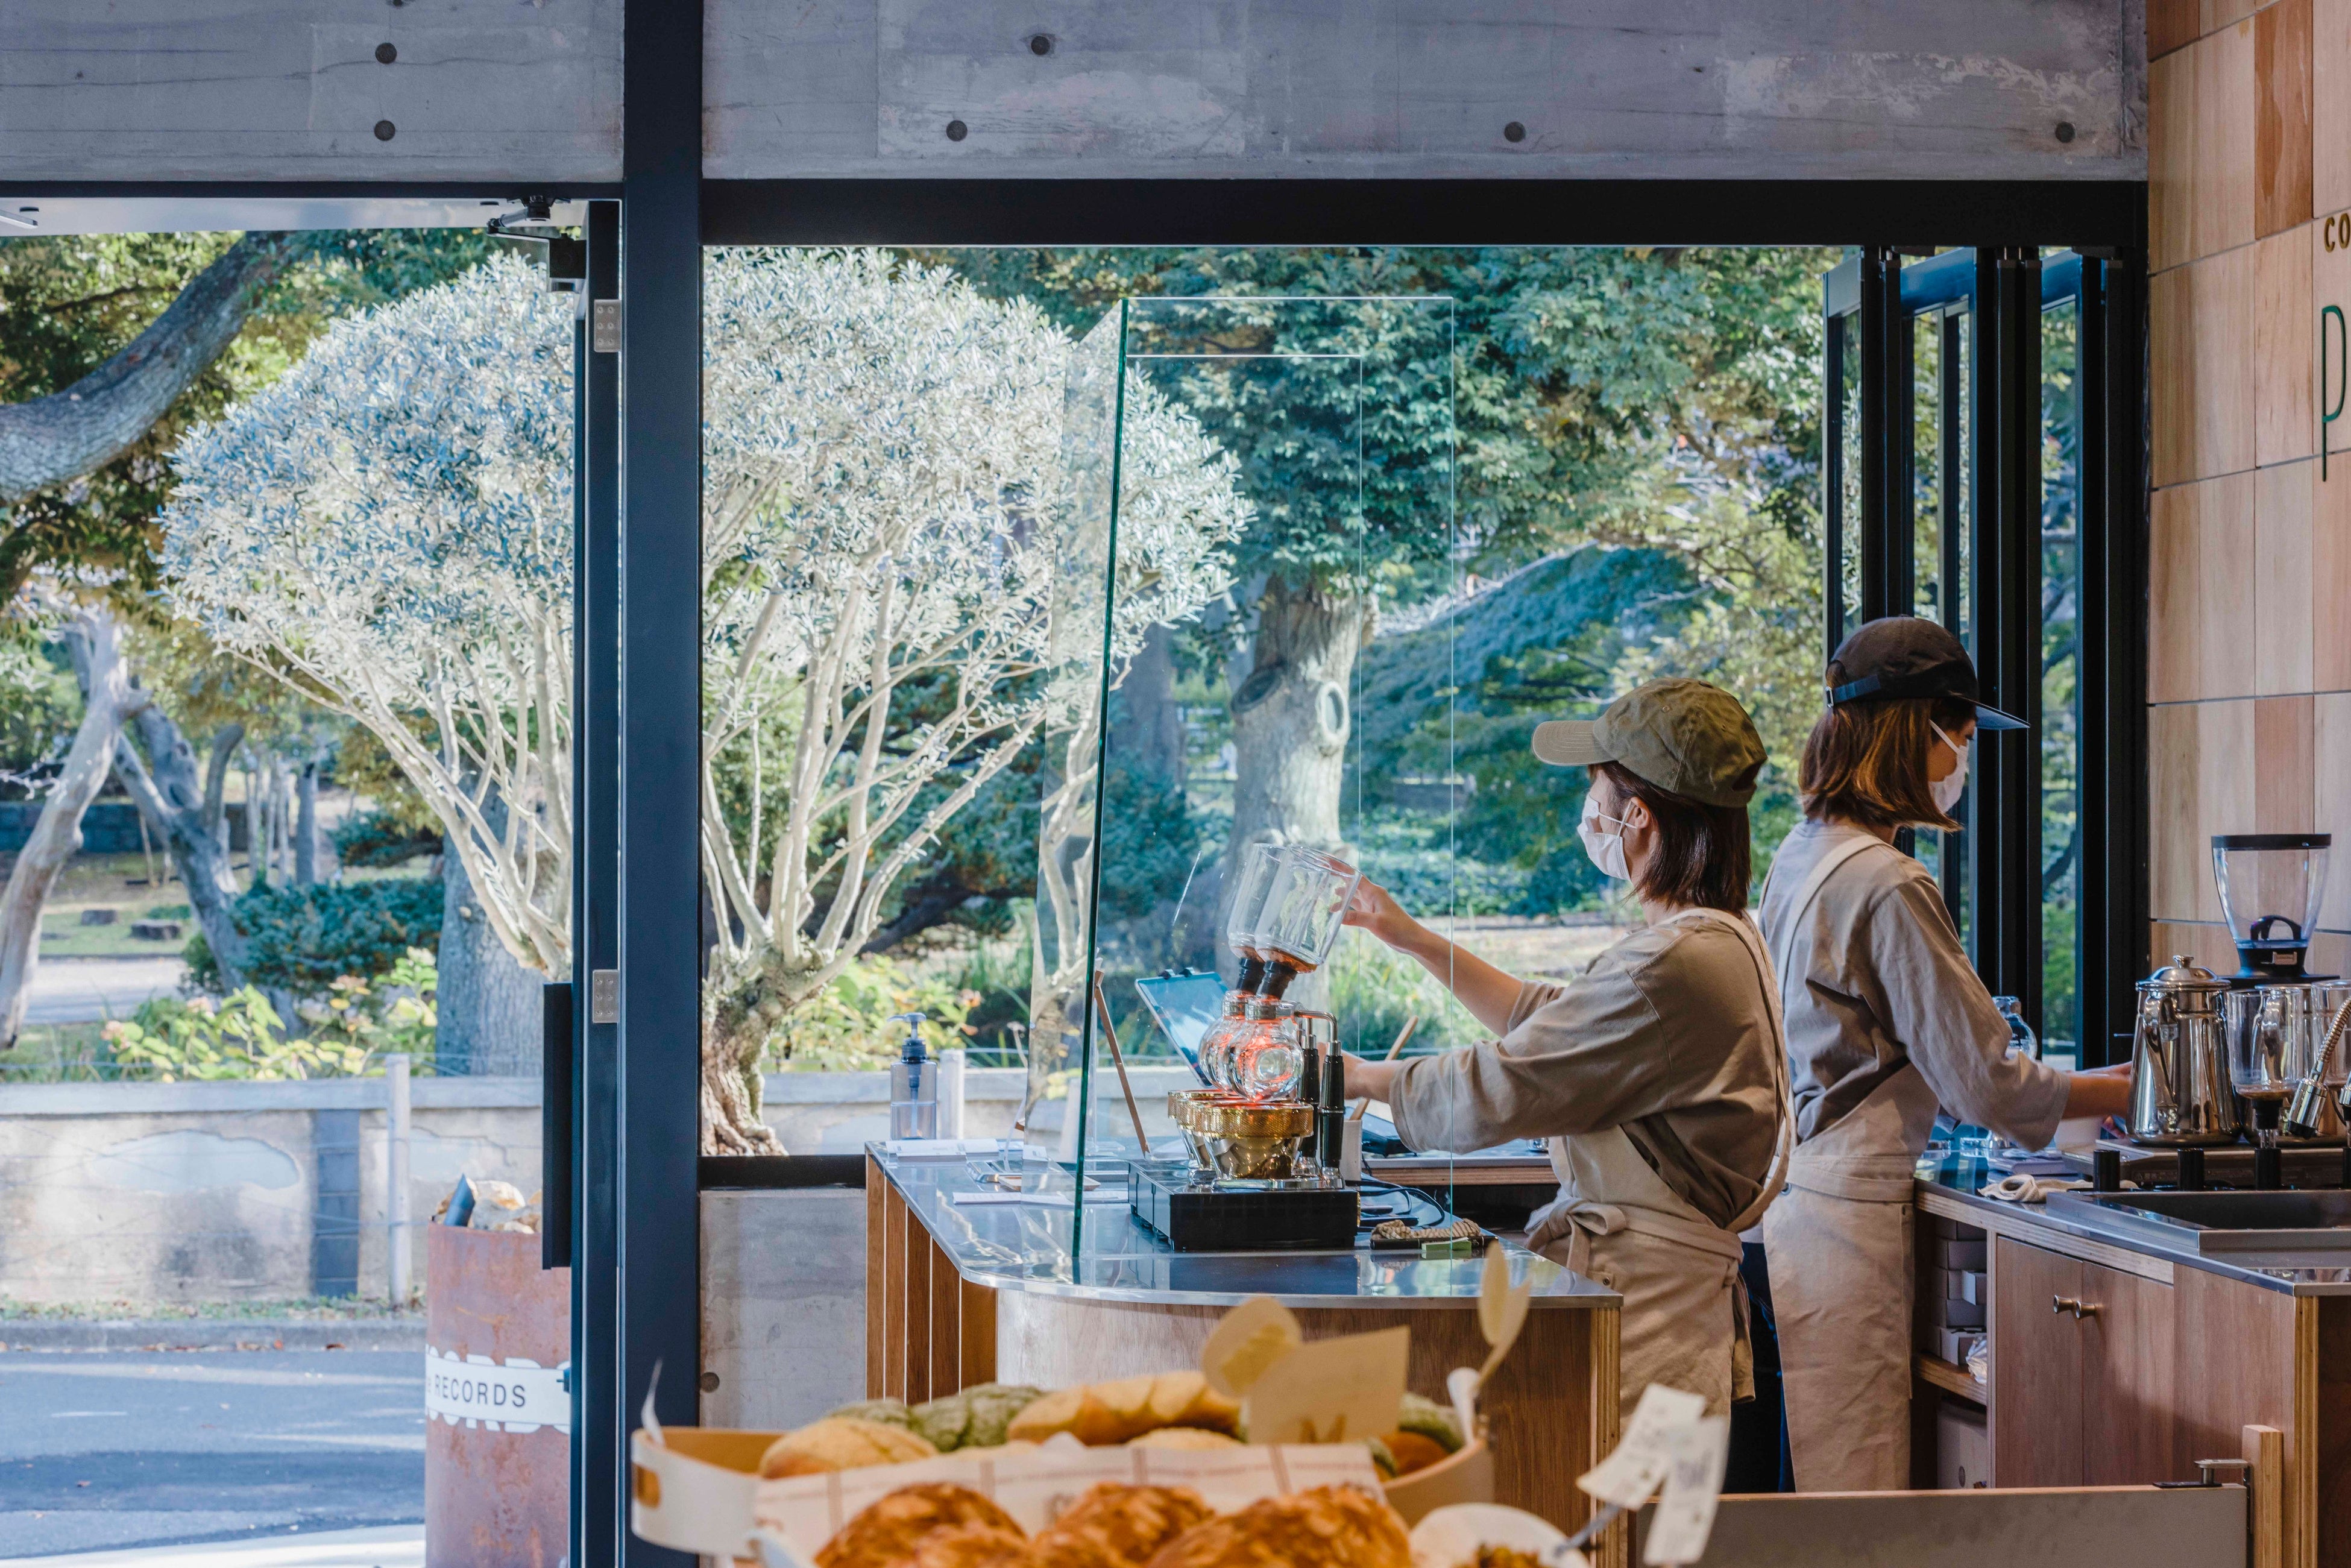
[1653,905,1796,1238]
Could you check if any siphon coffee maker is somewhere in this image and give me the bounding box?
[2212,834,2335,986]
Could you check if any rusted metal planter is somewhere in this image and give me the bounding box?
[426,1224,571,1568]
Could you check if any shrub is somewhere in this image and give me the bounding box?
[763,954,979,1072]
[119,949,441,1078]
[194,877,443,998]
[1326,930,1485,1059]
[332,809,442,869]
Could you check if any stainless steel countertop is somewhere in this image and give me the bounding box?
[872,1144,1617,1311]
[1916,1161,2351,1297]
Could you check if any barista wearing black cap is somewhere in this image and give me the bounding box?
[1758,617,2132,1491]
[1341,677,1792,1418]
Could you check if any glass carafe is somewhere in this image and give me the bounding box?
[1230,1001,1303,1102]
[1259,846,1364,974]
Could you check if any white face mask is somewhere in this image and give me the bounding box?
[1579,793,1632,881]
[1930,723,1970,814]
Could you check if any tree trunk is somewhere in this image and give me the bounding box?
[242,758,260,886]
[1216,575,1370,1004]
[115,708,254,989]
[295,760,319,887]
[435,836,543,1077]
[203,725,239,855]
[1122,622,1187,786]
[0,233,298,503]
[0,607,144,1047]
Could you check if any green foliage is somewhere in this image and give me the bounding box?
[1325,932,1485,1057]
[1094,762,1204,924]
[333,808,442,869]
[300,948,439,1066]
[763,954,980,1072]
[102,989,370,1080]
[194,876,443,998]
[107,949,436,1079]
[0,635,80,793]
[0,228,497,610]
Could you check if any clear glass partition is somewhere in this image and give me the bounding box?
[1023,295,1464,1250]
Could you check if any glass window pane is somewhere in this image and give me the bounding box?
[2040,299,2083,1060]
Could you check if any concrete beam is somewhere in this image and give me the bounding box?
[2,2,2142,189]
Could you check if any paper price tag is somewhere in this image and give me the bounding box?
[1242,1324,1408,1445]
[1640,1415,1729,1566]
[1577,1384,1706,1508]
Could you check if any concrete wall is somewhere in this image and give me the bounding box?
[0,1067,1176,1303]
[2144,0,2351,974]
[701,1188,866,1431]
[0,1,2145,186]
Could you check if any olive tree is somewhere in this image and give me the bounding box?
[698,250,1251,1151]
[160,254,573,1068]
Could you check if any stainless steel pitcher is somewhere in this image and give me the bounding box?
[2128,956,2242,1145]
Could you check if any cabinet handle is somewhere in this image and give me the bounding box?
[2051,1295,2103,1319]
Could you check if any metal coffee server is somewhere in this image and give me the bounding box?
[2127,956,2242,1145]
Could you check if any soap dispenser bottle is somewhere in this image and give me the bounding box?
[889,1012,940,1139]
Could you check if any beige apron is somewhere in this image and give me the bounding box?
[1757,833,1922,1492]
[1523,908,1793,1419]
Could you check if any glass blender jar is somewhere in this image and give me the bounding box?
[2212,834,2334,986]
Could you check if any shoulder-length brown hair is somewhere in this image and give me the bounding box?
[1591,761,1752,913]
[1798,694,1976,831]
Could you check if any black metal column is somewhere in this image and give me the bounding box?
[2074,250,2150,1066]
[1856,246,1915,623]
[571,197,623,1568]
[1969,247,2045,1021]
[618,4,703,1564]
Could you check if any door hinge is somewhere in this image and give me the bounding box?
[591,968,619,1024]
[592,298,621,354]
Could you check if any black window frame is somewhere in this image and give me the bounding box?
[1823,244,2148,1069]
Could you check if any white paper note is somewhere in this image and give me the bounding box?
[1640,1414,1730,1566]
[1578,1384,1707,1508]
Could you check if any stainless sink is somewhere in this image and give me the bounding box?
[2047,1189,2351,1255]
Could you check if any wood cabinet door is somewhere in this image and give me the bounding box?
[1991,1238,2086,1487]
[2078,1259,2178,1485]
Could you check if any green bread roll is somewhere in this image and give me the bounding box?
[1396,1391,1464,1454]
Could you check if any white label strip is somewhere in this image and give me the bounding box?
[424,1348,571,1435]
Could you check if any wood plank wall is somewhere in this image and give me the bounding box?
[864,1155,998,1403]
[2147,0,2351,980]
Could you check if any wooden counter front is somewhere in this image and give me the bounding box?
[865,1154,1622,1543]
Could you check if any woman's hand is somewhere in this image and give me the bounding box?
[1335,863,1419,948]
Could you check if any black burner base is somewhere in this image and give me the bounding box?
[1129,1163,1359,1252]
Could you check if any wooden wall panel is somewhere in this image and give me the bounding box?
[2153,251,2259,484]
[2259,0,2315,239]
[2149,702,2205,921]
[2258,228,2317,465]
[2151,701,2260,924]
[2149,472,2256,701]
[2315,694,2351,931]
[866,1159,888,1398]
[2255,459,2317,692]
[2196,22,2259,263]
[2315,456,2351,689]
[2253,695,2317,831]
[2152,0,2203,60]
[2150,919,2232,967]
[2151,46,2200,272]
[2208,0,2267,31]
[2318,0,2351,215]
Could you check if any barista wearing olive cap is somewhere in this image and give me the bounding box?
[1758,617,2133,1490]
[1341,677,1793,1416]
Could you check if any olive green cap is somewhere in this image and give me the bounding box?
[1531,676,1767,807]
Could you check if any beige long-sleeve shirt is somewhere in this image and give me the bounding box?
[1386,916,1783,1230]
[1761,818,2069,1156]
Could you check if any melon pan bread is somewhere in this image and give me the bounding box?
[1004,1371,1239,1447]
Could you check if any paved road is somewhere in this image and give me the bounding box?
[24,957,188,1026]
[0,1348,424,1557]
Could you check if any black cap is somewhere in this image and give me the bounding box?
[1825,616,2026,732]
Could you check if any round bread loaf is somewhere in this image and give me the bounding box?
[816,1483,1022,1568]
[761,1415,938,1478]
[1139,1485,1409,1568]
[1034,1482,1213,1563]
